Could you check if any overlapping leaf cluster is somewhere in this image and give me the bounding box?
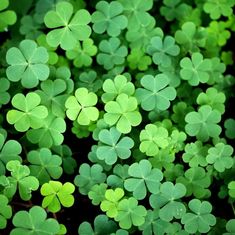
[0,0,234,234]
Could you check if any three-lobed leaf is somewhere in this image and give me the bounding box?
[6,39,49,88]
[44,1,91,50]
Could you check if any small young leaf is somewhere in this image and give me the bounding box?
[102,75,135,103]
[100,188,125,218]
[41,180,75,213]
[139,124,169,156]
[65,88,99,125]
[88,183,107,206]
[104,93,142,134]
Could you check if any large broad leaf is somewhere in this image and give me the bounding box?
[44,1,91,50]
[11,206,60,235]
[135,74,176,111]
[6,40,49,88]
[124,160,163,200]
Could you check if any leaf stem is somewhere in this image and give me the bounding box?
[11,201,33,208]
[230,202,235,215]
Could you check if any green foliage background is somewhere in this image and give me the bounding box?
[0,0,235,234]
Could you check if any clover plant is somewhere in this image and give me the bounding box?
[0,0,234,234]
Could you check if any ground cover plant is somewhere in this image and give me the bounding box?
[0,0,235,234]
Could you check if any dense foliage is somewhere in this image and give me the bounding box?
[0,0,235,234]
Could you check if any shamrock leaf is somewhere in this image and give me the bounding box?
[126,17,163,50]
[0,0,17,31]
[27,148,63,184]
[97,37,128,70]
[88,146,112,172]
[66,39,97,68]
[97,127,134,165]
[150,182,187,222]
[139,210,168,235]
[181,199,216,233]
[26,114,66,148]
[124,159,163,200]
[65,88,99,125]
[102,75,135,103]
[206,143,234,172]
[76,70,102,93]
[104,93,142,134]
[36,78,68,118]
[115,197,147,229]
[185,105,222,142]
[0,194,12,229]
[171,101,193,128]
[177,167,211,199]
[51,67,74,94]
[11,206,60,235]
[74,163,106,195]
[119,0,153,30]
[20,15,42,39]
[225,119,235,139]
[180,52,212,86]
[127,49,152,71]
[100,188,125,218]
[0,132,22,175]
[207,21,231,47]
[182,141,208,167]
[147,36,180,67]
[7,92,48,132]
[135,74,177,111]
[78,215,117,235]
[44,1,91,50]
[175,22,207,53]
[160,0,188,21]
[0,78,10,107]
[107,164,129,188]
[203,0,235,19]
[88,183,107,206]
[196,87,226,114]
[6,39,49,88]
[139,124,169,156]
[52,145,77,175]
[6,160,39,200]
[41,180,75,213]
[92,1,127,37]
